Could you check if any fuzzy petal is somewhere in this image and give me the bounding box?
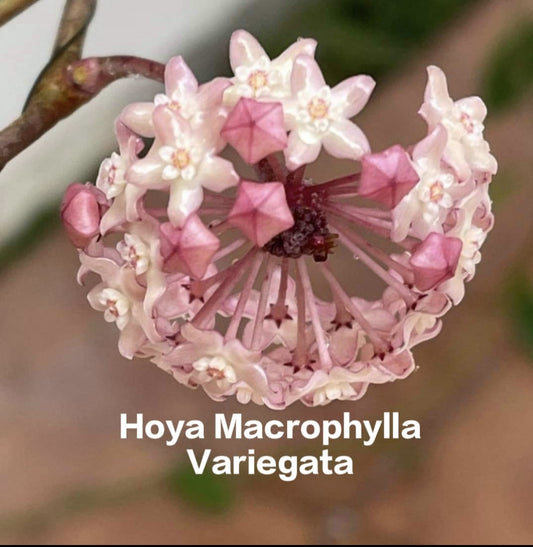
[144,265,167,318]
[291,54,326,95]
[284,130,321,170]
[274,37,317,69]
[455,96,487,123]
[127,156,166,190]
[198,77,231,111]
[165,56,198,97]
[118,322,146,359]
[168,182,204,226]
[120,103,155,138]
[229,29,268,71]
[153,105,189,145]
[419,65,454,126]
[412,124,448,166]
[79,253,120,283]
[195,155,239,192]
[322,119,370,160]
[332,74,375,118]
[443,138,472,181]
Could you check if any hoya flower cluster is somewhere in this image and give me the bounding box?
[61,31,496,408]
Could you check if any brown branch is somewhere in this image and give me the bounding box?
[0,56,165,171]
[0,0,39,26]
[24,0,96,110]
[52,0,96,55]
[0,0,165,172]
[68,56,165,94]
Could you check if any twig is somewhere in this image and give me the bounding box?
[68,56,165,95]
[0,0,39,26]
[0,55,164,171]
[24,0,97,110]
[53,0,96,55]
[0,0,165,172]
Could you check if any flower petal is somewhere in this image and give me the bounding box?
[284,130,321,170]
[120,103,155,138]
[195,155,239,192]
[274,37,317,69]
[291,54,325,95]
[197,77,231,110]
[412,123,448,165]
[419,65,454,126]
[118,322,146,359]
[127,156,166,189]
[229,29,268,71]
[153,105,189,145]
[331,74,375,118]
[168,182,204,226]
[455,96,487,123]
[322,119,370,160]
[165,56,198,97]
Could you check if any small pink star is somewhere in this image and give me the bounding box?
[221,98,288,164]
[409,232,462,291]
[159,214,220,279]
[228,181,294,246]
[358,145,419,208]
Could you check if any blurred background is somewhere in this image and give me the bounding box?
[1,0,533,544]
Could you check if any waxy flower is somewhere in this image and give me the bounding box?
[96,121,146,234]
[284,55,375,169]
[63,31,496,408]
[224,29,317,105]
[419,65,497,180]
[121,55,229,137]
[79,249,162,359]
[127,106,238,226]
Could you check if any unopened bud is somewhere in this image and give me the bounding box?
[61,183,107,248]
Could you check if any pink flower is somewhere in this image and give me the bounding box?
[62,31,496,408]
[224,29,317,105]
[96,121,146,234]
[283,55,375,169]
[127,106,238,226]
[419,65,497,180]
[79,250,162,359]
[153,323,269,403]
[391,124,475,241]
[121,56,229,137]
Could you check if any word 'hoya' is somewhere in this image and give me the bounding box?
[62,30,496,408]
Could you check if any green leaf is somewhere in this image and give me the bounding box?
[482,22,533,112]
[165,461,234,513]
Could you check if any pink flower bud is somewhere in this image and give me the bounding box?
[221,98,287,164]
[61,183,107,248]
[409,232,462,291]
[159,215,220,279]
[228,181,294,247]
[359,145,419,208]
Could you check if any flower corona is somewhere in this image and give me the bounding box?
[62,30,496,408]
